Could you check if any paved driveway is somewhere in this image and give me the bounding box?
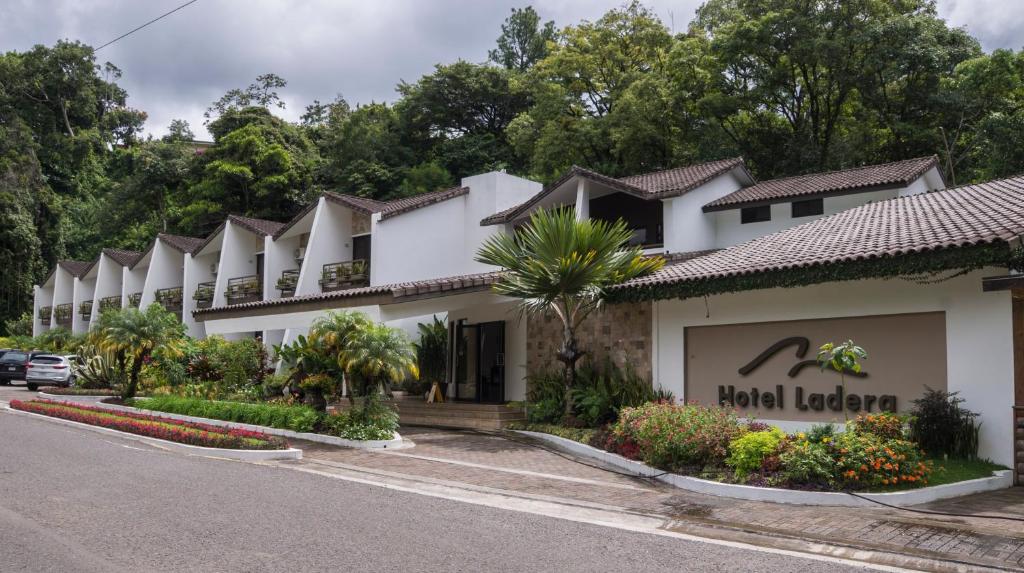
[0,409,863,573]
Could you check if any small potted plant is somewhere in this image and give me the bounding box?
[350,259,367,281]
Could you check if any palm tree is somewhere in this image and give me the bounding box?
[338,323,419,401]
[95,305,185,400]
[475,208,664,417]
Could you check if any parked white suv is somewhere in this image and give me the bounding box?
[25,355,81,391]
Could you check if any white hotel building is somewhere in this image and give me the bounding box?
[33,156,1024,472]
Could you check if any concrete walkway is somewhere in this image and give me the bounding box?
[293,426,1024,572]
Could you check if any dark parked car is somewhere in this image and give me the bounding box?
[0,351,42,385]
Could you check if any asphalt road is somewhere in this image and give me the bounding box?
[0,390,874,573]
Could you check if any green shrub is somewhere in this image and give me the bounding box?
[779,440,835,485]
[322,410,395,441]
[909,387,980,459]
[805,423,837,444]
[726,427,786,479]
[609,402,742,472]
[851,413,906,440]
[135,395,320,433]
[527,398,564,424]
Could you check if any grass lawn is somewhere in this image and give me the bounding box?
[926,457,1007,487]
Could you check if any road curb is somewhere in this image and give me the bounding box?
[513,430,1013,507]
[4,405,303,461]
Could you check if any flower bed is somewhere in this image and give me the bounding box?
[130,395,397,441]
[603,403,936,491]
[11,399,288,450]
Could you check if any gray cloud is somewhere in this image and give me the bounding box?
[0,0,1014,139]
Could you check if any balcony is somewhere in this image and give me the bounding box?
[155,286,184,314]
[127,292,142,308]
[319,260,369,292]
[99,296,122,313]
[225,275,262,305]
[54,303,73,326]
[276,269,299,298]
[79,300,93,319]
[193,281,215,309]
[38,306,52,322]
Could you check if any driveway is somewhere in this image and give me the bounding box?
[0,408,864,573]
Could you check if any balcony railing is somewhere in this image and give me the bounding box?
[319,260,369,292]
[193,281,216,309]
[38,306,52,321]
[127,292,142,308]
[225,275,262,305]
[155,286,184,312]
[99,296,122,312]
[79,300,93,319]
[54,303,73,325]
[276,269,299,298]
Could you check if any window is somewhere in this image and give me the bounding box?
[740,205,771,224]
[791,198,824,218]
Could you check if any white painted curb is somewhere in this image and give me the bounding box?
[514,430,1013,508]
[39,394,405,450]
[5,405,302,461]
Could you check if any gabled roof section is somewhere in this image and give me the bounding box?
[623,174,1024,294]
[159,233,205,254]
[702,156,941,212]
[378,186,470,221]
[58,260,93,278]
[481,158,748,226]
[229,215,285,236]
[103,248,142,267]
[325,192,388,214]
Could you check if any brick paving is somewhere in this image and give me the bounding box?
[294,427,1024,571]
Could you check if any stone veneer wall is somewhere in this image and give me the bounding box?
[526,301,653,381]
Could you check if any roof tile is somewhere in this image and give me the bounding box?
[703,156,939,211]
[158,233,205,254]
[229,215,286,236]
[625,175,1024,290]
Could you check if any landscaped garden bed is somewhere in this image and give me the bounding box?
[128,395,398,442]
[10,399,289,451]
[40,387,133,397]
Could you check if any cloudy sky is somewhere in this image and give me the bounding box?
[2,0,1020,140]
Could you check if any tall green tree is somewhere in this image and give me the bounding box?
[489,6,557,71]
[475,209,664,417]
[94,305,185,400]
[181,107,318,233]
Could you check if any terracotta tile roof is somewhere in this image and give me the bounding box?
[378,186,470,221]
[623,175,1024,292]
[103,249,142,267]
[228,215,286,236]
[193,270,503,317]
[703,156,940,211]
[327,192,388,214]
[158,233,205,254]
[481,158,748,225]
[57,260,92,278]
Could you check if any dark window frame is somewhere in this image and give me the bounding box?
[791,198,824,218]
[740,205,771,224]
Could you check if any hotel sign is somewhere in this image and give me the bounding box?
[683,312,947,423]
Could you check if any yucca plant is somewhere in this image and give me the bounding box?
[475,208,664,417]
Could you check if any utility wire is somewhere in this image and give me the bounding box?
[94,0,201,52]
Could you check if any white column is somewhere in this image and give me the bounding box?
[575,178,589,221]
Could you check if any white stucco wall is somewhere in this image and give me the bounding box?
[90,255,124,323]
[213,221,265,308]
[121,263,147,308]
[50,267,75,330]
[663,171,747,253]
[182,254,206,338]
[32,283,54,337]
[651,269,1015,466]
[140,240,185,309]
[297,199,353,295]
[72,275,96,334]
[202,304,383,337]
[265,235,297,301]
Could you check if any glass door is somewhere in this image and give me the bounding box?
[454,320,505,403]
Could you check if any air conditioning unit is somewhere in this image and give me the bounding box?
[209,262,218,275]
[293,247,306,261]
